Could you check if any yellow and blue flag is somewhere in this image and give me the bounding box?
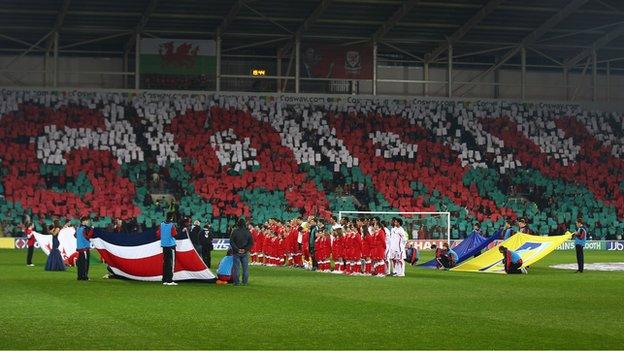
[452,232,572,273]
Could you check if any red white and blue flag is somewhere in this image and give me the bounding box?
[92,229,216,282]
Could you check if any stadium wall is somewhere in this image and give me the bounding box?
[0,56,125,89]
[370,66,623,102]
[1,54,623,103]
[1,85,622,114]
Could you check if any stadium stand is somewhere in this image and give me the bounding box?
[0,90,623,239]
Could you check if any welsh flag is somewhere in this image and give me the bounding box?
[139,38,216,76]
[33,227,78,266]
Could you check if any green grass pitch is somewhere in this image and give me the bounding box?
[1,249,623,350]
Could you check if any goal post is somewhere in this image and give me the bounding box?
[337,211,451,243]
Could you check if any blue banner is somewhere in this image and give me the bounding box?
[419,233,498,268]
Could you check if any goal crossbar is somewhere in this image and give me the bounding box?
[337,211,451,243]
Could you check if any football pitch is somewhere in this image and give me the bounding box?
[1,249,623,350]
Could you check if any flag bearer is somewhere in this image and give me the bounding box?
[157,212,178,285]
[75,217,94,281]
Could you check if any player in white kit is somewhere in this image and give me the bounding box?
[388,218,407,277]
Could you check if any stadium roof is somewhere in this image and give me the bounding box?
[1,0,623,70]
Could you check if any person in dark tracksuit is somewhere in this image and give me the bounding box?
[431,244,445,269]
[499,246,526,274]
[189,220,202,255]
[518,218,533,234]
[157,213,178,285]
[75,217,94,281]
[404,242,419,266]
[502,219,514,240]
[470,223,482,237]
[230,218,253,286]
[437,242,458,269]
[200,224,214,268]
[572,218,587,273]
[307,217,318,271]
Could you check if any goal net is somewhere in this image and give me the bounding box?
[337,211,451,243]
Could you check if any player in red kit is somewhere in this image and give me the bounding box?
[352,221,363,275]
[361,226,374,275]
[276,231,286,266]
[269,233,279,266]
[289,219,303,267]
[372,218,387,276]
[331,228,344,274]
[283,222,294,266]
[320,232,333,271]
[343,224,354,275]
[261,230,273,266]
[250,226,259,264]
[25,223,35,266]
[314,233,325,271]
[256,226,264,262]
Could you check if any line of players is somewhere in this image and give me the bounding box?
[248,216,409,277]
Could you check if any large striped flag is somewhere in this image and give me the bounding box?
[92,229,216,282]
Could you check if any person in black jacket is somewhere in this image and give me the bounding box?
[230,218,253,286]
[189,220,202,255]
[307,216,318,271]
[518,218,533,234]
[200,223,214,268]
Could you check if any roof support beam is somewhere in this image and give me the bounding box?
[125,0,159,53]
[223,37,290,53]
[1,31,52,85]
[372,0,420,42]
[45,0,71,51]
[3,31,52,70]
[527,46,562,66]
[454,0,589,96]
[6,28,622,51]
[215,0,246,38]
[595,0,620,12]
[537,20,624,43]
[295,0,332,39]
[60,31,132,50]
[51,0,72,33]
[450,45,515,61]
[571,57,591,101]
[381,42,422,61]
[242,2,293,34]
[0,33,45,50]
[424,0,502,63]
[564,22,624,68]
